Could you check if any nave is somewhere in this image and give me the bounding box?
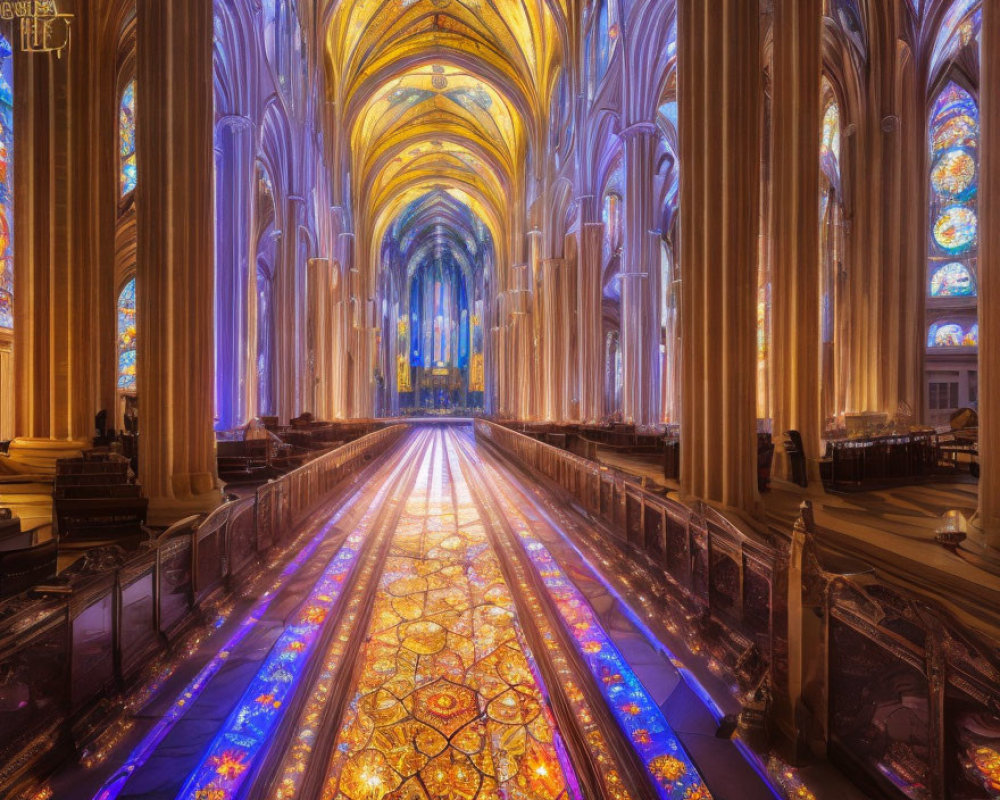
[55,426,774,800]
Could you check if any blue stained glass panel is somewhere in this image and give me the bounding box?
[117,278,136,391]
[929,262,975,297]
[933,205,977,254]
[120,81,137,195]
[0,34,12,330]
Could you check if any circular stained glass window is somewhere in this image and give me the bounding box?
[933,114,977,152]
[929,262,975,297]
[931,148,976,200]
[933,205,977,254]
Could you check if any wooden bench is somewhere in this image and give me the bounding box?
[53,455,148,547]
[0,539,57,598]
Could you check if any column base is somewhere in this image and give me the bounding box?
[1,437,90,475]
[147,489,223,527]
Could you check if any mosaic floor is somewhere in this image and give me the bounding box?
[55,426,778,800]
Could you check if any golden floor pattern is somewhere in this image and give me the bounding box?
[319,431,575,800]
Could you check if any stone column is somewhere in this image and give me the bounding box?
[136,0,219,515]
[539,258,563,421]
[678,0,760,511]
[511,265,533,419]
[528,229,543,418]
[577,195,604,423]
[9,0,105,470]
[276,197,307,423]
[978,2,1000,546]
[213,116,255,431]
[620,124,662,428]
[332,232,353,418]
[561,234,579,421]
[769,0,821,476]
[306,258,332,418]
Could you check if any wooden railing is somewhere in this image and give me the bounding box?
[0,424,408,798]
[475,419,787,698]
[255,425,406,550]
[476,419,1000,800]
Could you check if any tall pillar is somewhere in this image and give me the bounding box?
[678,0,760,511]
[511,265,533,419]
[560,234,578,421]
[273,197,306,423]
[307,258,332,418]
[539,258,563,421]
[213,116,255,431]
[10,0,105,470]
[769,0,822,476]
[620,124,662,428]
[332,232,353,418]
[136,0,218,514]
[528,229,543,419]
[577,195,604,423]
[978,2,1000,547]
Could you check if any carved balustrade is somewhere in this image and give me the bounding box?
[0,424,408,797]
[475,419,1000,800]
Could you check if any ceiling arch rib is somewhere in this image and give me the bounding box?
[321,0,566,295]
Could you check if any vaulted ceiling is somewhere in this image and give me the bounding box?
[320,0,568,283]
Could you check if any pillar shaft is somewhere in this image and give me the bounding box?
[769,0,822,472]
[332,233,353,418]
[979,1,1000,545]
[620,125,662,428]
[307,258,332,418]
[13,0,105,450]
[539,258,563,421]
[214,117,255,431]
[276,197,306,424]
[136,0,217,503]
[511,266,532,419]
[577,203,604,423]
[679,0,760,510]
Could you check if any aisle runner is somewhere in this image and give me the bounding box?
[461,434,712,800]
[318,430,579,800]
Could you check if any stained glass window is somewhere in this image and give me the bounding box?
[0,35,13,330]
[927,321,977,348]
[120,80,137,196]
[820,100,841,175]
[602,192,622,260]
[117,278,137,391]
[930,262,975,297]
[928,82,978,305]
[596,0,610,83]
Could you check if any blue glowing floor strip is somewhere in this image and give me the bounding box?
[460,437,711,800]
[173,436,423,800]
[92,433,419,800]
[174,527,366,800]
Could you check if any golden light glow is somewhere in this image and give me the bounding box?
[321,0,566,285]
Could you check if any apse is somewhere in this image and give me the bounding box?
[375,190,491,416]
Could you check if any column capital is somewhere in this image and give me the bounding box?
[619,121,660,140]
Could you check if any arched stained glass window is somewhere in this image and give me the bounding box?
[820,100,841,176]
[928,82,978,299]
[0,34,13,330]
[120,80,137,196]
[592,0,617,87]
[929,262,975,297]
[117,278,137,391]
[927,320,977,348]
[602,191,622,260]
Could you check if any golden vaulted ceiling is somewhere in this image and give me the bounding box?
[321,0,569,273]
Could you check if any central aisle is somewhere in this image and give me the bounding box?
[74,426,778,800]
